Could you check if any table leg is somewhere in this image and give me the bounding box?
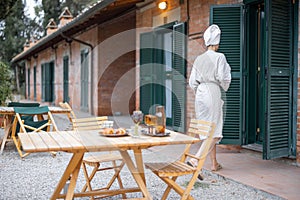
[133,148,146,184]
[119,150,152,200]
[51,152,84,200]
[0,116,12,154]
[0,129,9,154]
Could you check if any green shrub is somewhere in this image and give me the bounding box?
[0,61,13,105]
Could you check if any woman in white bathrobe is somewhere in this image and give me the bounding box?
[188,24,231,180]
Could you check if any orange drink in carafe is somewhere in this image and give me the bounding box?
[155,106,166,134]
[144,115,157,126]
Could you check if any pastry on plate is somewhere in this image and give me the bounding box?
[116,128,126,134]
[103,128,114,135]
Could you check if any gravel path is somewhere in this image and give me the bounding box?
[0,115,284,200]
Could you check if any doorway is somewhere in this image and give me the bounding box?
[247,2,266,146]
[212,0,295,158]
[140,22,187,132]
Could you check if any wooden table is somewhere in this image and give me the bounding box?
[0,106,71,154]
[18,130,200,200]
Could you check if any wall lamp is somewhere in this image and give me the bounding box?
[158,1,168,10]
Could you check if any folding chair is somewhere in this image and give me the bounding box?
[71,116,126,199]
[59,102,76,130]
[11,106,58,158]
[145,119,216,200]
[0,102,40,154]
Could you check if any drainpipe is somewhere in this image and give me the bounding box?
[60,33,95,115]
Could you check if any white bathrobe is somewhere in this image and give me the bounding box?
[189,50,231,138]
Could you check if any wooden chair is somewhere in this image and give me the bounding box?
[59,102,76,121]
[0,102,40,154]
[58,102,76,131]
[11,106,58,158]
[71,117,126,199]
[145,119,216,200]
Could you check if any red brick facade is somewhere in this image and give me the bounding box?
[97,11,136,116]
[26,10,137,116]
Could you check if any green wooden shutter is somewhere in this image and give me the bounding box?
[44,62,51,102]
[33,66,36,100]
[172,22,186,132]
[211,5,244,144]
[153,33,164,107]
[41,64,45,101]
[140,32,154,114]
[27,69,30,98]
[81,50,89,111]
[63,56,69,102]
[50,61,55,102]
[263,0,293,159]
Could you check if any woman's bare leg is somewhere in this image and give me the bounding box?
[190,138,218,165]
[210,144,217,169]
[210,144,222,171]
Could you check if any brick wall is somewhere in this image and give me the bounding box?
[26,47,57,104]
[25,11,136,117]
[72,27,98,113]
[26,26,98,111]
[97,11,136,116]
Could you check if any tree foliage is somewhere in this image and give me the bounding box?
[63,0,99,17]
[41,0,61,32]
[0,0,100,64]
[0,0,18,21]
[0,0,29,63]
[0,61,13,105]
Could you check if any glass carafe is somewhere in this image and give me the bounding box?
[155,105,166,134]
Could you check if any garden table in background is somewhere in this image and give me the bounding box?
[0,106,71,154]
[18,129,200,200]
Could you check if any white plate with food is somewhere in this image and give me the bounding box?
[99,128,129,137]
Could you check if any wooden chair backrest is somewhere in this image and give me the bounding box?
[72,116,108,131]
[187,119,215,139]
[181,119,216,162]
[59,102,76,120]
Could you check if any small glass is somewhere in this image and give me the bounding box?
[144,114,157,134]
[130,125,141,137]
[131,110,143,137]
[103,121,114,128]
